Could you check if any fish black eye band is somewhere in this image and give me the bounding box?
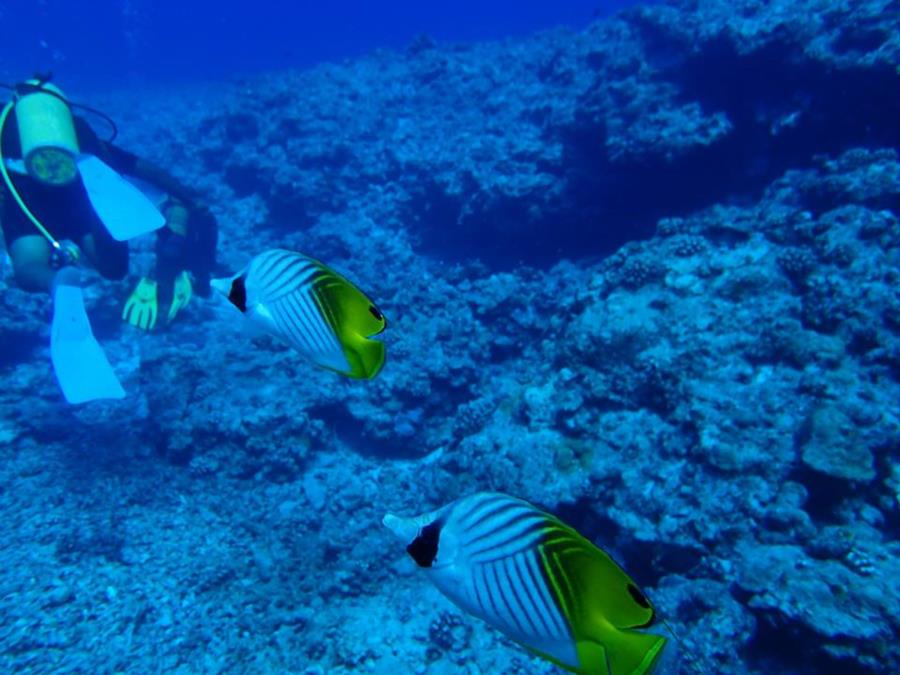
[0,72,119,143]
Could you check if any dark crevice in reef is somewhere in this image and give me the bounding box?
[673,40,900,162]
[628,35,899,223]
[223,163,270,198]
[559,119,745,251]
[267,186,316,232]
[414,32,899,270]
[552,496,700,590]
[744,608,880,675]
[874,449,900,540]
[406,176,468,258]
[306,402,421,459]
[787,464,858,523]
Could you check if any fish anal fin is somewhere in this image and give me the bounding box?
[523,643,592,675]
[575,628,666,675]
[574,638,610,675]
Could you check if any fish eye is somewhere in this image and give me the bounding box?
[229,275,248,313]
[406,521,440,568]
[627,583,650,609]
[368,305,384,322]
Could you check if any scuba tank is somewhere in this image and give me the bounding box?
[1,75,162,247]
[0,77,82,256]
[13,79,80,186]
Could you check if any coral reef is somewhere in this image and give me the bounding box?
[0,1,897,673]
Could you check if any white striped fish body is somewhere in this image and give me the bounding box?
[388,492,581,669]
[218,249,352,374]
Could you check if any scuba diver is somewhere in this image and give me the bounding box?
[0,75,218,403]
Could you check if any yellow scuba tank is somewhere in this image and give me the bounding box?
[14,80,80,186]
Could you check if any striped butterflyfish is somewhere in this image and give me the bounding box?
[384,492,666,675]
[212,249,386,379]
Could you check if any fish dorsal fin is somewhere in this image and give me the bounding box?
[247,250,318,304]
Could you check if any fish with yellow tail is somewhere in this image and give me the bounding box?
[384,492,667,675]
[212,249,386,379]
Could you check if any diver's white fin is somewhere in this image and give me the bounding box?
[77,154,165,241]
[124,174,169,209]
[51,274,125,404]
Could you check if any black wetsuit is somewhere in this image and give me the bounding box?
[0,114,131,278]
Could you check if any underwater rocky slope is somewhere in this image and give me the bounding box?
[0,0,898,673]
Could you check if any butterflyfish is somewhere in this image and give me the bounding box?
[384,492,666,674]
[212,249,386,379]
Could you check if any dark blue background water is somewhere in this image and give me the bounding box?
[0,1,647,88]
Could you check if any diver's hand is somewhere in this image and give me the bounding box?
[122,277,159,330]
[166,271,192,324]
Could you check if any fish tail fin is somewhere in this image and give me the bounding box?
[605,629,667,675]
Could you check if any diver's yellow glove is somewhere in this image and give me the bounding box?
[122,277,159,330]
[167,271,192,324]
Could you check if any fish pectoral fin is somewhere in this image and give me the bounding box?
[342,332,386,379]
[244,305,279,338]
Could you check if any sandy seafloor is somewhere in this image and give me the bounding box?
[0,0,898,673]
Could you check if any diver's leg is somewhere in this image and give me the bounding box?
[9,235,55,292]
[154,227,185,307]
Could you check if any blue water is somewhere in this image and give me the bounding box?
[0,1,897,674]
[1,0,645,87]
